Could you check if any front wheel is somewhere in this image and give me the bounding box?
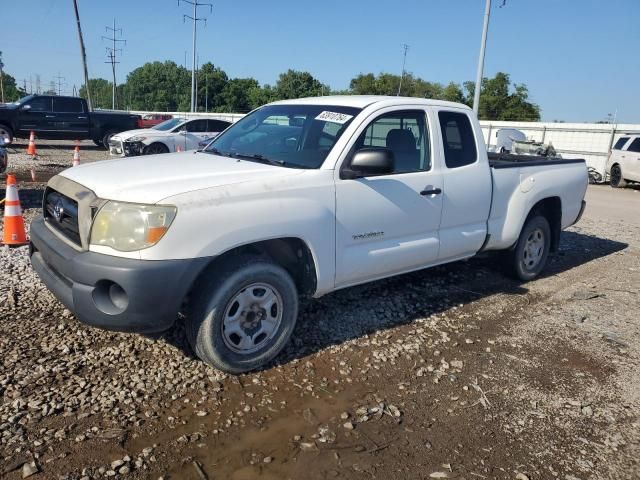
[609,164,627,188]
[505,215,551,281]
[143,142,170,155]
[0,125,14,144]
[102,130,117,149]
[186,256,299,374]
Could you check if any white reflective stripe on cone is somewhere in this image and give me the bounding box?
[5,186,20,202]
[4,205,22,216]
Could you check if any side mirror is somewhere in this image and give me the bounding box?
[343,148,395,179]
[179,128,187,135]
[20,104,31,111]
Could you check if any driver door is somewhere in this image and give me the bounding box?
[17,97,53,135]
[335,108,443,288]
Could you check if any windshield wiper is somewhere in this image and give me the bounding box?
[202,147,235,159]
[227,152,289,167]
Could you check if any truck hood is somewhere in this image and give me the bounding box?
[58,152,305,204]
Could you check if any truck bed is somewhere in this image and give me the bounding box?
[488,152,586,169]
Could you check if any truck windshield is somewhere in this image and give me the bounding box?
[205,104,361,169]
[153,118,185,131]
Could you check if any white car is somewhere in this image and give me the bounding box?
[606,134,640,187]
[109,117,232,156]
[31,96,587,373]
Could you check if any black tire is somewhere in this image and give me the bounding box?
[505,215,551,281]
[609,164,627,188]
[101,130,117,149]
[93,139,103,147]
[186,255,299,374]
[0,124,14,144]
[143,142,170,155]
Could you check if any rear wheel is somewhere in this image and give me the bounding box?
[143,143,170,155]
[0,125,14,144]
[505,215,551,281]
[186,256,299,373]
[609,164,627,188]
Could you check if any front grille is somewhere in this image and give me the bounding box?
[43,188,81,246]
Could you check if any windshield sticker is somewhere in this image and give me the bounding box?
[315,111,353,124]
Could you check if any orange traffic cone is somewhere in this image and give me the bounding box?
[27,131,37,156]
[176,144,183,152]
[72,145,80,167]
[2,174,29,246]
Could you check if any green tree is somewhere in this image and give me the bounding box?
[463,73,540,121]
[219,78,260,112]
[79,78,113,109]
[274,70,328,100]
[349,73,378,94]
[441,82,465,103]
[1,72,26,102]
[196,63,228,112]
[124,61,191,111]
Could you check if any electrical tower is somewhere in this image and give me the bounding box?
[397,44,409,96]
[53,73,66,96]
[179,0,212,112]
[103,19,126,109]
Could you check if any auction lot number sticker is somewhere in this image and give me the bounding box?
[315,111,354,124]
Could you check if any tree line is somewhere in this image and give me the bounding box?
[2,63,541,121]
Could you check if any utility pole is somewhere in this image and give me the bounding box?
[205,72,208,112]
[35,74,41,95]
[72,0,92,110]
[103,18,126,109]
[473,0,492,114]
[397,44,409,96]
[0,51,5,103]
[53,73,66,96]
[179,0,212,112]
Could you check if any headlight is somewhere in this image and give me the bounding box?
[90,201,177,251]
[127,136,147,142]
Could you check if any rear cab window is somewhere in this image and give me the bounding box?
[438,111,477,168]
[53,98,84,113]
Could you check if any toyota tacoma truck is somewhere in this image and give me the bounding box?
[0,95,140,148]
[29,96,588,373]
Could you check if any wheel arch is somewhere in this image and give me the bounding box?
[184,237,319,307]
[525,196,562,252]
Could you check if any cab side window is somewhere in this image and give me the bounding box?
[353,110,430,173]
[438,111,477,169]
[25,97,52,112]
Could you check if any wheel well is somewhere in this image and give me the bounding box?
[190,238,318,298]
[527,197,562,252]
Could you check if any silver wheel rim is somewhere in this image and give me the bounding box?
[522,227,545,271]
[222,282,283,355]
[0,127,11,144]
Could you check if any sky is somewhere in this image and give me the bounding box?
[1,0,639,123]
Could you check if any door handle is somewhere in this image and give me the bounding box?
[78,116,88,119]
[420,188,442,196]
[45,115,56,118]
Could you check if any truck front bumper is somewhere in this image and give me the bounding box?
[29,215,209,334]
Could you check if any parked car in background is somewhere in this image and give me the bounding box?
[137,114,173,129]
[32,96,587,373]
[606,134,640,187]
[0,95,140,148]
[109,117,232,156]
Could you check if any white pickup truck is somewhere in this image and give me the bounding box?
[30,96,588,373]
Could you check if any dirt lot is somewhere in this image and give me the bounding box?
[1,141,639,480]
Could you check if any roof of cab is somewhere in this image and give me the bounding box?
[270,95,471,110]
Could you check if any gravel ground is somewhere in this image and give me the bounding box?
[1,142,639,479]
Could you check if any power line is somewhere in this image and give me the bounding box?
[179,0,212,112]
[103,18,126,109]
[397,43,409,96]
